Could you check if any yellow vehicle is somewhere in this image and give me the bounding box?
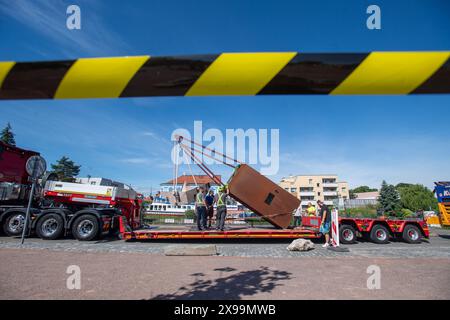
[433,182,450,227]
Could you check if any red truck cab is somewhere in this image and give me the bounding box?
[0,141,39,205]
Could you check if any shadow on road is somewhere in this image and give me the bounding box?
[150,266,291,300]
[94,235,123,244]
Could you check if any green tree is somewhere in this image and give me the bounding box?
[396,184,438,212]
[0,122,16,146]
[51,156,81,182]
[395,183,412,189]
[378,180,401,216]
[343,204,378,218]
[349,185,378,199]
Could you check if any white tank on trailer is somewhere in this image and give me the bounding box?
[45,177,138,201]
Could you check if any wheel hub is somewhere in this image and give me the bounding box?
[408,229,419,241]
[8,214,25,232]
[343,230,354,241]
[41,218,58,237]
[376,230,387,240]
[77,220,94,237]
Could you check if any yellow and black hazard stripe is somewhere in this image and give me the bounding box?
[0,51,449,100]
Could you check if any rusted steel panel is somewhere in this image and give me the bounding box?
[227,164,300,229]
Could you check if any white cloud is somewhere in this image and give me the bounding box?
[0,0,130,56]
[142,130,163,141]
[120,158,152,164]
[119,157,172,169]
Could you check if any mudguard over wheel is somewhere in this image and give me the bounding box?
[71,214,99,241]
[36,213,64,240]
[3,213,25,236]
[340,224,357,244]
[369,224,390,244]
[402,224,422,244]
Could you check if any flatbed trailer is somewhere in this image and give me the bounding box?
[122,215,430,244]
[338,216,429,244]
[124,226,320,240]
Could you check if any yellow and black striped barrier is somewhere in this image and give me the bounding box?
[0,51,449,99]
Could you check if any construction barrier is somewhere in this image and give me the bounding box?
[0,51,449,100]
[331,208,340,247]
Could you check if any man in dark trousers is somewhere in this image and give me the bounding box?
[205,189,215,229]
[317,200,331,247]
[195,186,207,230]
[215,185,228,231]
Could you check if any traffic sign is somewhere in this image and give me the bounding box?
[25,155,46,179]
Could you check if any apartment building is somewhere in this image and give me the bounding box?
[279,174,349,210]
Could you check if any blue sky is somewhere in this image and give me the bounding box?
[1,0,449,193]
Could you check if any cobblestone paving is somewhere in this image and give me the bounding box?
[1,227,449,258]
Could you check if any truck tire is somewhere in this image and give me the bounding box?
[3,213,25,236]
[71,214,99,241]
[369,224,390,244]
[340,224,357,244]
[36,214,64,240]
[402,224,422,244]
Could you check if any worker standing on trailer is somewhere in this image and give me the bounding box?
[195,186,207,230]
[307,202,316,216]
[317,200,331,247]
[293,204,302,227]
[205,189,215,229]
[215,185,228,231]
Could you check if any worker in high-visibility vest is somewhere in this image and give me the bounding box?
[214,185,229,231]
[307,202,316,216]
[195,186,207,231]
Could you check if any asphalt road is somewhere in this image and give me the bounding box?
[0,227,449,299]
[1,227,449,258]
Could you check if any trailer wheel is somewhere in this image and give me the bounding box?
[3,213,25,236]
[340,224,357,244]
[402,224,422,244]
[369,224,390,244]
[36,214,64,240]
[71,215,99,241]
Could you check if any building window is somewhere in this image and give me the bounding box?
[308,179,312,185]
[290,188,297,193]
[317,183,320,187]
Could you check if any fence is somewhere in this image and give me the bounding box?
[344,199,378,208]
